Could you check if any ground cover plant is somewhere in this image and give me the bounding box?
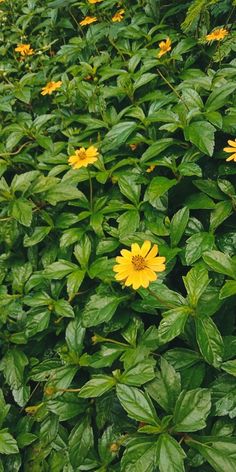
[0,0,236,470]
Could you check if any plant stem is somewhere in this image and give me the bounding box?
[156,68,190,111]
[88,167,93,212]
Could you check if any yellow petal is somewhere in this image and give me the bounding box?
[115,256,131,265]
[226,154,236,162]
[147,263,166,272]
[131,243,141,255]
[140,240,151,257]
[132,272,142,290]
[120,249,132,260]
[227,140,236,147]
[223,147,236,153]
[145,244,158,260]
[143,268,157,281]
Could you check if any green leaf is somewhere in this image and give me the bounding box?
[183,266,209,307]
[67,269,85,299]
[23,226,51,247]
[10,198,33,227]
[210,200,233,232]
[173,388,211,432]
[178,162,202,177]
[203,250,236,279]
[65,318,85,355]
[116,384,159,426]
[185,121,216,156]
[69,417,93,468]
[141,139,174,162]
[74,234,91,269]
[102,121,137,152]
[120,360,155,387]
[16,433,37,449]
[195,317,224,368]
[221,360,236,377]
[45,184,86,206]
[82,292,126,327]
[43,260,78,279]
[205,82,236,111]
[118,173,141,205]
[47,394,88,421]
[185,232,214,265]
[146,358,181,413]
[54,299,74,318]
[186,437,236,472]
[220,280,236,299]
[0,429,19,454]
[0,349,28,390]
[121,438,156,472]
[145,177,177,206]
[0,390,10,430]
[156,434,186,472]
[79,375,116,398]
[185,192,216,209]
[170,207,189,247]
[157,306,191,344]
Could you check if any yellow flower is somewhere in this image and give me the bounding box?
[206,28,229,42]
[80,16,97,26]
[88,0,103,3]
[112,9,125,22]
[223,139,236,162]
[15,43,34,56]
[129,144,138,151]
[113,240,166,290]
[41,80,62,96]
[146,164,156,173]
[68,146,99,169]
[158,38,172,58]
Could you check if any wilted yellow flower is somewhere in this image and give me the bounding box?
[112,9,125,22]
[113,240,166,290]
[68,146,99,169]
[88,0,103,3]
[15,43,34,56]
[146,164,156,173]
[206,28,229,42]
[158,38,171,58]
[25,403,43,415]
[80,16,97,26]
[223,139,236,162]
[41,80,62,96]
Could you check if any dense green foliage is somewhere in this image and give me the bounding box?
[0,0,236,470]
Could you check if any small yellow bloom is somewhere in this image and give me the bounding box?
[158,38,172,58]
[88,0,103,3]
[129,144,138,151]
[223,139,236,162]
[113,240,166,290]
[41,80,62,96]
[15,43,34,56]
[68,146,99,169]
[0,0,5,3]
[146,164,156,173]
[112,9,125,22]
[80,16,97,26]
[206,28,229,42]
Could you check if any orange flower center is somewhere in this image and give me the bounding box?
[77,150,87,160]
[132,255,146,271]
